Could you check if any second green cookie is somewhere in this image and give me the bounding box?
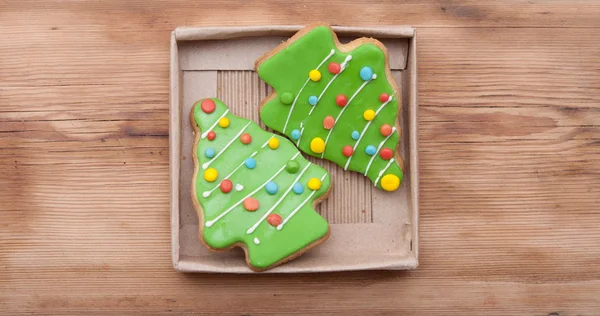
[255,24,404,192]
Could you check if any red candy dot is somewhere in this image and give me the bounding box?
[207,131,216,141]
[243,198,259,212]
[328,62,341,74]
[342,145,354,157]
[220,179,233,193]
[380,148,394,160]
[336,94,348,107]
[267,214,282,227]
[379,93,390,103]
[323,116,335,130]
[200,99,216,114]
[380,124,393,137]
[240,133,252,144]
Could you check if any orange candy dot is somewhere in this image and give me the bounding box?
[336,94,348,107]
[380,148,394,160]
[240,133,252,144]
[323,116,335,130]
[200,99,216,113]
[380,124,393,137]
[207,131,216,141]
[342,146,354,157]
[379,93,390,103]
[328,62,341,74]
[243,198,259,212]
[267,214,282,226]
[220,179,233,193]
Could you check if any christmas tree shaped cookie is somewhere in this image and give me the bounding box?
[256,24,403,192]
[191,98,331,271]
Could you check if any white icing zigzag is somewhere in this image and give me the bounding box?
[202,137,273,197]
[282,49,335,133]
[277,173,328,231]
[246,162,312,235]
[202,121,252,170]
[321,73,377,158]
[374,158,395,186]
[201,109,229,139]
[308,55,353,116]
[204,152,301,227]
[344,95,394,170]
[364,126,397,175]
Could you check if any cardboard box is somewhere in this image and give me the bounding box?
[170,25,419,273]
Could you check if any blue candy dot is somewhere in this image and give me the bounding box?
[308,95,318,105]
[205,147,216,158]
[365,145,377,156]
[360,66,374,81]
[292,182,304,195]
[265,181,278,195]
[245,157,256,169]
[291,129,301,140]
[351,131,360,140]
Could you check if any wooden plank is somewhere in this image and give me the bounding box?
[1,1,600,314]
[3,277,600,315]
[1,0,600,29]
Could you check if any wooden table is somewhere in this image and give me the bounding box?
[2,1,599,315]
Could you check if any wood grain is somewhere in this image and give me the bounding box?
[1,0,599,315]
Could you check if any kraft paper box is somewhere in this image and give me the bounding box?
[170,25,419,273]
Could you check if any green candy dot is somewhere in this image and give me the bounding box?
[280,92,294,105]
[286,160,300,173]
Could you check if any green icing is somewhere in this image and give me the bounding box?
[192,98,330,270]
[257,25,403,191]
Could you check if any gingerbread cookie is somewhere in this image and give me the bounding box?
[191,98,332,271]
[256,24,404,192]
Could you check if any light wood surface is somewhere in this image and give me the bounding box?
[1,1,599,315]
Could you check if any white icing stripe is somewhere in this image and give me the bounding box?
[205,152,301,227]
[277,173,328,231]
[344,95,394,170]
[283,79,309,133]
[321,74,377,158]
[282,49,335,133]
[261,136,274,148]
[316,49,336,69]
[364,127,397,175]
[374,158,395,186]
[202,137,273,197]
[318,55,352,102]
[201,109,229,139]
[308,55,353,116]
[295,122,304,145]
[246,162,312,235]
[296,127,304,145]
[202,121,252,170]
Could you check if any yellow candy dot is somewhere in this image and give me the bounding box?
[310,137,325,154]
[309,69,321,82]
[308,178,322,191]
[381,174,400,192]
[204,168,218,182]
[363,109,376,121]
[218,117,230,128]
[268,137,280,149]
